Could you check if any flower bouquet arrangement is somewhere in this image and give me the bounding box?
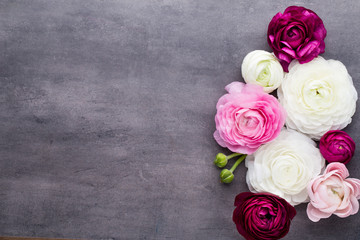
[212,6,360,240]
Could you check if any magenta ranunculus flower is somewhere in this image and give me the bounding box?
[233,192,296,240]
[213,82,286,154]
[267,6,327,72]
[307,162,360,222]
[319,130,355,164]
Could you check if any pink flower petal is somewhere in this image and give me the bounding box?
[307,203,332,222]
[225,82,245,94]
[346,178,360,198]
[213,130,226,148]
[324,162,349,179]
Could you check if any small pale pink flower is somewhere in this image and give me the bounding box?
[214,82,286,154]
[307,162,360,222]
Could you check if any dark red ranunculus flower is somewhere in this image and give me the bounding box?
[319,130,355,164]
[267,6,326,72]
[233,192,296,240]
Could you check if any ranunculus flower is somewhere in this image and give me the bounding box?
[233,192,296,240]
[278,57,357,140]
[267,6,327,72]
[214,82,286,154]
[246,129,325,205]
[241,50,284,93]
[319,130,355,164]
[307,162,360,222]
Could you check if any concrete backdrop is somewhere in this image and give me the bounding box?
[0,0,359,239]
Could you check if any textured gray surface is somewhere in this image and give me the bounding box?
[0,0,360,239]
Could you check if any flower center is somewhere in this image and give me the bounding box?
[234,109,264,137]
[322,178,345,206]
[258,207,275,221]
[238,115,258,129]
[283,26,304,48]
[272,161,297,187]
[269,151,309,194]
[329,186,344,200]
[256,61,272,86]
[301,78,335,111]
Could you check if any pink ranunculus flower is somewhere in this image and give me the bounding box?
[307,162,360,222]
[214,82,286,154]
[319,130,355,164]
[267,6,327,72]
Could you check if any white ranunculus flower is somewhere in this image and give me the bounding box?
[241,50,284,93]
[278,56,357,140]
[245,129,325,206]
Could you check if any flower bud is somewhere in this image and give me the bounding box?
[214,153,228,168]
[220,169,234,183]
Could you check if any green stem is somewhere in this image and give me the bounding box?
[226,152,242,160]
[230,155,247,173]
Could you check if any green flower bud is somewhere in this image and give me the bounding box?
[220,169,234,183]
[214,153,228,168]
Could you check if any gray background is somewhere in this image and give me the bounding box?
[0,0,359,239]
